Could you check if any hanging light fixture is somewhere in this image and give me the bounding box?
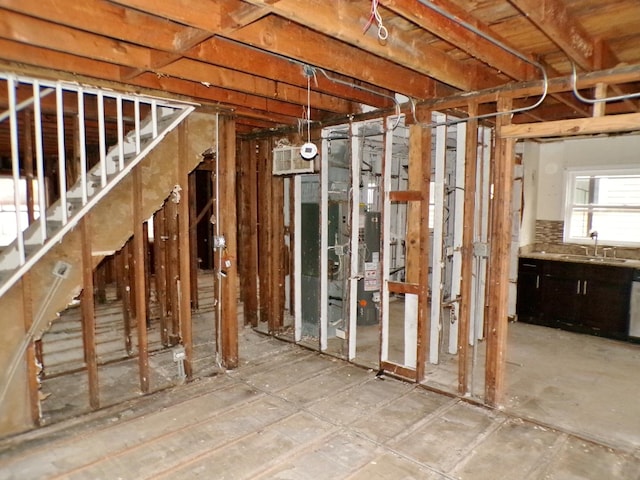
[300,65,318,161]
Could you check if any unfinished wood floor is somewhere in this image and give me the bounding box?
[1,327,639,480]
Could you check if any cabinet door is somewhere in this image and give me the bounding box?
[516,259,542,322]
[581,264,632,338]
[540,261,582,327]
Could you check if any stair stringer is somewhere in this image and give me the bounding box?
[0,111,219,438]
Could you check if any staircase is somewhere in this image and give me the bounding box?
[0,72,209,437]
[0,73,197,299]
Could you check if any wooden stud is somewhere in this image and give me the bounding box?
[458,102,479,395]
[271,174,285,332]
[80,216,100,409]
[236,139,249,307]
[211,159,220,345]
[119,241,133,356]
[128,235,138,316]
[288,175,295,316]
[189,172,199,310]
[166,196,180,344]
[133,166,149,393]
[143,221,151,319]
[485,98,515,406]
[257,138,272,328]
[218,115,239,368]
[593,83,607,117]
[237,138,259,326]
[21,273,41,425]
[405,129,423,286]
[178,122,193,379]
[153,207,169,346]
[415,121,432,382]
[246,139,259,327]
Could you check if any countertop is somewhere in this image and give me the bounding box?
[520,251,640,269]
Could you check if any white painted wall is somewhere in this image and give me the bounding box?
[519,134,640,246]
[520,141,539,246]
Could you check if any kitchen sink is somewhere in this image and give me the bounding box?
[557,254,627,264]
[588,257,627,263]
[559,254,589,261]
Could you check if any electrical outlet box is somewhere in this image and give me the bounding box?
[172,346,186,362]
[213,235,226,249]
[473,242,489,258]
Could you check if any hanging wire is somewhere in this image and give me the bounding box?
[571,62,640,104]
[307,73,312,143]
[363,0,388,41]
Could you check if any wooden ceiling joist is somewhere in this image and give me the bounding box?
[227,15,439,101]
[500,111,640,138]
[239,0,502,91]
[0,1,639,133]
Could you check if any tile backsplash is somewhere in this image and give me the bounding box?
[535,219,564,244]
[522,219,640,261]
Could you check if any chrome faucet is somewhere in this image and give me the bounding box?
[589,230,599,256]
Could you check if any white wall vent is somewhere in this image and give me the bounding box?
[272,145,315,175]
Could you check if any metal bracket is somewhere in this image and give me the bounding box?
[473,242,489,258]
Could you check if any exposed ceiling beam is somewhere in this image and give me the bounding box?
[109,0,226,33]
[0,44,325,126]
[183,37,392,107]
[226,15,441,101]
[157,58,355,114]
[0,0,392,108]
[382,0,532,80]
[218,1,271,32]
[501,112,640,139]
[235,0,503,91]
[384,0,590,117]
[0,14,357,116]
[508,0,600,71]
[110,0,444,101]
[0,0,208,53]
[508,0,639,112]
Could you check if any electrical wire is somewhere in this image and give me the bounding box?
[571,62,640,104]
[415,0,549,128]
[363,0,389,41]
[314,67,403,131]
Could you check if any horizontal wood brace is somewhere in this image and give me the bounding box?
[388,281,420,295]
[389,190,422,202]
[380,361,416,381]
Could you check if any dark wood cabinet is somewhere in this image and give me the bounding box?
[517,257,633,340]
[540,260,582,327]
[579,264,632,337]
[515,258,543,323]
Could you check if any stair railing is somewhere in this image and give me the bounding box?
[0,72,198,298]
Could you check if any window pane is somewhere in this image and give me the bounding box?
[568,207,589,238]
[565,170,640,246]
[573,177,591,205]
[595,176,640,206]
[591,210,640,242]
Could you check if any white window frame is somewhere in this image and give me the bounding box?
[563,166,640,247]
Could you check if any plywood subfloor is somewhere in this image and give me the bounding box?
[1,328,639,479]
